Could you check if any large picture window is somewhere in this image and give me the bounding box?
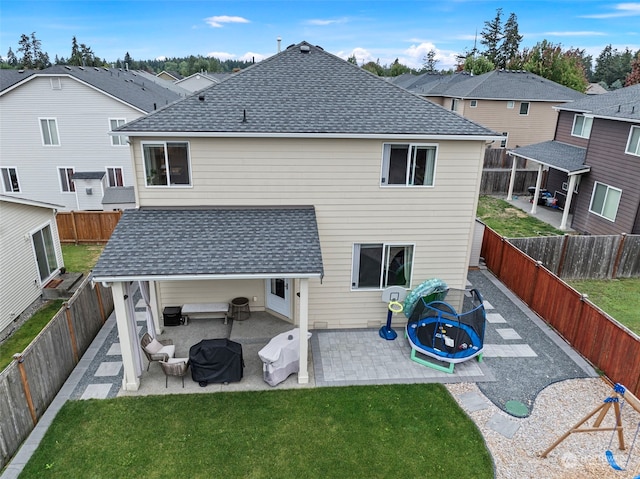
[572,114,593,139]
[352,243,413,290]
[589,182,621,222]
[143,142,191,186]
[1,167,20,192]
[381,144,436,186]
[626,126,640,156]
[32,224,58,282]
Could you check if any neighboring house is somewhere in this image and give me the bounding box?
[586,83,608,95]
[101,186,136,211]
[92,41,501,391]
[509,84,640,234]
[0,195,64,334]
[394,70,585,150]
[0,66,187,210]
[156,70,183,82]
[174,72,232,92]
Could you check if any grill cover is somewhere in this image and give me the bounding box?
[189,339,243,384]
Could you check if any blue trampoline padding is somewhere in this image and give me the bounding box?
[406,317,483,363]
[403,278,448,319]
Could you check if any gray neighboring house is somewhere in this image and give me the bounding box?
[93,41,501,391]
[0,66,188,210]
[509,84,640,234]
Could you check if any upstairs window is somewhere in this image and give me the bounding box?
[450,98,459,112]
[506,101,515,109]
[143,142,191,186]
[1,167,20,192]
[106,167,124,187]
[352,243,413,290]
[470,100,478,108]
[626,126,640,156]
[381,144,437,187]
[110,119,128,146]
[58,167,75,192]
[589,182,621,222]
[519,102,530,115]
[572,114,593,139]
[40,118,59,145]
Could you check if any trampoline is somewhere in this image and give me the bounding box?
[405,287,486,373]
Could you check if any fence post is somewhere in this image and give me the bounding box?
[13,354,38,426]
[611,233,627,280]
[528,261,543,305]
[556,234,570,277]
[497,236,507,279]
[570,294,588,350]
[70,211,79,245]
[95,283,106,324]
[64,302,79,363]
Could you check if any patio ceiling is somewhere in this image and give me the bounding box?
[509,140,590,175]
[92,206,324,283]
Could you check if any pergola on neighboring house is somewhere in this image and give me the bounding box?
[91,207,323,391]
[507,141,590,230]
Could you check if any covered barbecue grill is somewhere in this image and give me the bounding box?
[189,339,244,385]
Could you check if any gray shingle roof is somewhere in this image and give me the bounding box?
[555,84,640,122]
[0,66,187,112]
[92,206,324,280]
[510,140,589,173]
[396,70,585,102]
[101,186,135,205]
[118,42,498,137]
[72,171,105,180]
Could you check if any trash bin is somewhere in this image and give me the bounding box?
[258,329,311,386]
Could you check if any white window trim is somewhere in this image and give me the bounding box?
[625,125,640,157]
[350,242,415,291]
[39,117,60,146]
[571,114,593,139]
[57,166,75,193]
[589,181,622,222]
[519,102,530,116]
[507,101,515,109]
[451,98,459,112]
[141,141,193,188]
[29,221,59,286]
[1,167,20,193]
[50,78,62,90]
[469,100,478,108]
[109,118,128,146]
[380,142,438,188]
[500,132,509,148]
[105,166,125,187]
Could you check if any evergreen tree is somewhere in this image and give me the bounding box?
[593,45,634,88]
[69,36,82,65]
[17,33,33,68]
[480,8,503,66]
[423,49,439,72]
[6,47,18,67]
[389,58,411,76]
[30,32,49,69]
[347,54,357,65]
[499,12,522,69]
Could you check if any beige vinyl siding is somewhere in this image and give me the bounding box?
[134,137,485,329]
[0,76,141,210]
[0,201,63,332]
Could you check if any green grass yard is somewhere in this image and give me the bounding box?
[20,384,493,479]
[60,243,104,273]
[476,195,564,237]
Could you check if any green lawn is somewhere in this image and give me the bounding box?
[20,384,493,479]
[61,243,104,273]
[567,278,640,335]
[0,300,64,370]
[476,195,564,237]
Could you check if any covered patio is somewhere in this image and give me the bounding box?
[92,206,324,391]
[506,140,590,230]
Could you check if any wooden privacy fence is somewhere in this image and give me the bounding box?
[56,210,122,244]
[480,148,538,195]
[509,233,640,279]
[482,226,640,398]
[0,276,114,470]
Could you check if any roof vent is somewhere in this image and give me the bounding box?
[286,43,296,50]
[198,93,205,101]
[300,45,311,54]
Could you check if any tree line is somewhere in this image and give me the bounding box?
[2,15,639,92]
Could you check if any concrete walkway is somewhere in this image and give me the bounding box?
[1,266,597,478]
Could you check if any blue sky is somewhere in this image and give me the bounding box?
[1,1,639,70]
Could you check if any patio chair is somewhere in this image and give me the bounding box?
[140,333,175,370]
[159,358,189,388]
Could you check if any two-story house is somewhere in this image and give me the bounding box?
[509,84,640,234]
[0,66,187,210]
[92,41,501,391]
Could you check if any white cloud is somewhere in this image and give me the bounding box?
[238,51,268,62]
[156,56,167,61]
[544,31,606,36]
[204,15,250,28]
[581,2,640,18]
[338,43,460,71]
[206,51,236,61]
[306,18,348,26]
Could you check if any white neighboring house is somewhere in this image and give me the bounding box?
[0,66,187,211]
[174,72,232,93]
[0,195,64,334]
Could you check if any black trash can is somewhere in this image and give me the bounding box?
[189,339,244,385]
[163,306,182,326]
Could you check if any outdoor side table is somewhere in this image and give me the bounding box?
[231,297,251,321]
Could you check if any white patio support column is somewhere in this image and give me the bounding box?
[112,281,140,391]
[531,163,544,214]
[297,278,309,384]
[560,174,578,230]
[506,155,518,201]
[149,280,162,334]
